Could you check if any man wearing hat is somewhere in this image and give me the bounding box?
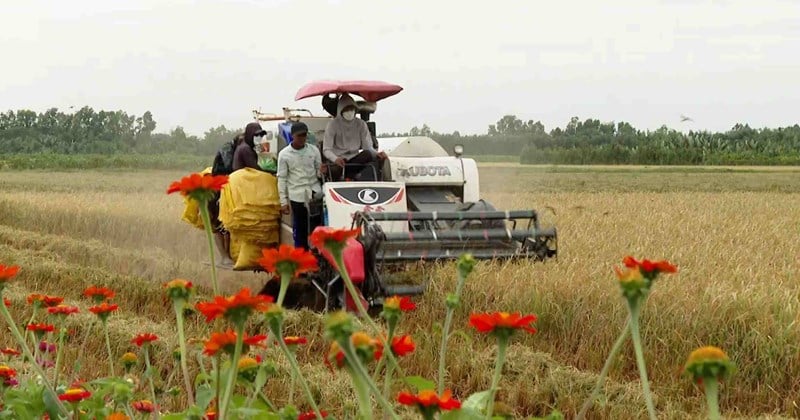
[277,122,324,249]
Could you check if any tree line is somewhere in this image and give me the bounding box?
[2,107,799,165]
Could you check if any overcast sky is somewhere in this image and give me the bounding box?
[1,0,798,136]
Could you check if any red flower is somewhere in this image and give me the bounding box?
[622,256,678,276]
[88,302,119,321]
[283,336,308,346]
[167,173,228,198]
[391,335,416,357]
[0,264,19,285]
[83,286,115,302]
[324,341,346,370]
[47,305,79,316]
[0,365,17,380]
[2,298,10,307]
[309,227,360,251]
[131,400,155,413]
[203,330,268,357]
[164,279,193,301]
[131,333,159,347]
[397,389,461,413]
[195,288,273,323]
[26,323,55,334]
[469,312,537,337]
[258,244,319,278]
[383,296,416,312]
[204,411,217,420]
[27,294,64,308]
[58,387,91,403]
[298,411,328,420]
[0,347,21,357]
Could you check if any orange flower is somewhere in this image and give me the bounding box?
[131,333,159,347]
[27,294,64,308]
[195,288,273,324]
[58,387,91,403]
[685,346,735,383]
[3,297,10,307]
[391,335,416,357]
[326,332,383,370]
[258,244,319,278]
[622,256,678,277]
[1,347,21,357]
[89,302,119,320]
[167,173,228,200]
[397,389,461,414]
[469,312,537,338]
[384,296,416,312]
[283,336,308,346]
[107,413,130,420]
[0,264,20,286]
[203,330,268,357]
[164,279,193,301]
[309,227,360,251]
[324,341,346,370]
[132,400,155,413]
[83,286,115,302]
[47,305,79,316]
[0,365,17,380]
[205,411,217,420]
[26,323,55,334]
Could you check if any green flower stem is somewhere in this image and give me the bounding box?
[485,335,508,420]
[124,404,137,419]
[24,307,40,348]
[73,318,96,379]
[627,299,657,420]
[0,298,69,416]
[257,390,277,412]
[173,300,195,406]
[198,199,220,296]
[438,261,470,394]
[213,355,221,414]
[340,339,400,420]
[103,320,115,377]
[143,347,159,414]
[53,326,67,386]
[351,367,373,420]
[218,323,246,419]
[289,363,297,405]
[372,320,396,382]
[276,272,291,307]
[332,251,407,380]
[381,355,396,420]
[704,378,721,420]
[275,331,325,420]
[577,315,632,420]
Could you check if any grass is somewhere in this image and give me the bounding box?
[1,166,799,418]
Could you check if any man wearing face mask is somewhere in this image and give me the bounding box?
[323,93,387,181]
[233,122,267,171]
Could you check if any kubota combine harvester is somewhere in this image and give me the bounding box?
[248,80,557,310]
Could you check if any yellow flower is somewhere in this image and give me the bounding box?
[614,266,648,300]
[685,346,735,382]
[237,356,259,371]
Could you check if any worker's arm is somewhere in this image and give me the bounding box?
[277,152,289,208]
[322,122,340,163]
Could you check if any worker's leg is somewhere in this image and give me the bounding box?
[290,201,310,250]
[208,196,234,266]
[345,151,381,181]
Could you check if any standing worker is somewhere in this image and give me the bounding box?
[277,122,324,249]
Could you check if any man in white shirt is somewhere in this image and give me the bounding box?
[277,122,323,249]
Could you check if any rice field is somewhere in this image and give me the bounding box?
[1,164,799,419]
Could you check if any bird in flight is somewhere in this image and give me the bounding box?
[680,114,694,122]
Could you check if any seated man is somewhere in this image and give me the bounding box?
[323,93,387,181]
[277,122,324,249]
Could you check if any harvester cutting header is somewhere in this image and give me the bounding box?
[190,80,557,310]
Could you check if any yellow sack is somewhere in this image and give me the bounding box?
[180,167,213,230]
[219,168,281,244]
[229,234,242,262]
[234,241,264,271]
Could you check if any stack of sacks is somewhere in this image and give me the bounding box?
[219,168,282,270]
[180,167,212,230]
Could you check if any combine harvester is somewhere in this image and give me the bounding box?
[251,80,558,310]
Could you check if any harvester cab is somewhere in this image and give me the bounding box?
[253,80,557,310]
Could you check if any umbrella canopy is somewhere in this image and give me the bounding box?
[295,80,403,102]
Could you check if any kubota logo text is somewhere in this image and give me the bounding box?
[398,166,452,177]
